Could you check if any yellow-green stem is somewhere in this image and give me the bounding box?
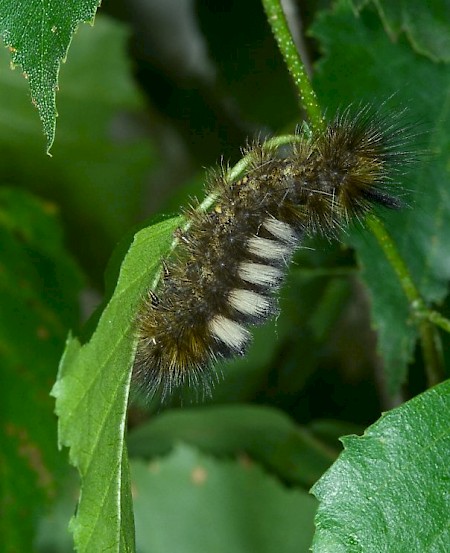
[366,215,446,386]
[261,0,325,132]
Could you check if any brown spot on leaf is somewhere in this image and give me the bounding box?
[5,422,55,499]
[191,465,207,485]
[148,460,160,474]
[36,326,50,340]
[237,452,253,469]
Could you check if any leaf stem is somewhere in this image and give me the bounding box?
[261,0,325,132]
[427,310,450,334]
[365,216,420,305]
[366,215,446,386]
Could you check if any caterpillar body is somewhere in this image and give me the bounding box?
[134,106,412,399]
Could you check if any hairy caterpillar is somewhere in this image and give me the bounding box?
[133,105,413,399]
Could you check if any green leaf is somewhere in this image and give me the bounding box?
[128,404,337,489]
[132,443,317,553]
[0,15,156,278]
[0,187,83,552]
[0,0,101,150]
[311,0,450,391]
[352,0,450,63]
[52,215,182,553]
[347,235,418,392]
[311,379,450,552]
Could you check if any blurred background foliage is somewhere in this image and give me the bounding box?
[1,0,449,552]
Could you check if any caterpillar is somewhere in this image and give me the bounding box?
[133,105,413,400]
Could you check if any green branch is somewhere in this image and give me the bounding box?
[261,0,324,131]
[366,215,446,386]
[427,310,450,334]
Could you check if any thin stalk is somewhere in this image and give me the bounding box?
[261,0,324,132]
[427,311,450,334]
[366,215,446,386]
[365,216,422,305]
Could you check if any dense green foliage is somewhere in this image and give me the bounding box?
[1,1,449,552]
